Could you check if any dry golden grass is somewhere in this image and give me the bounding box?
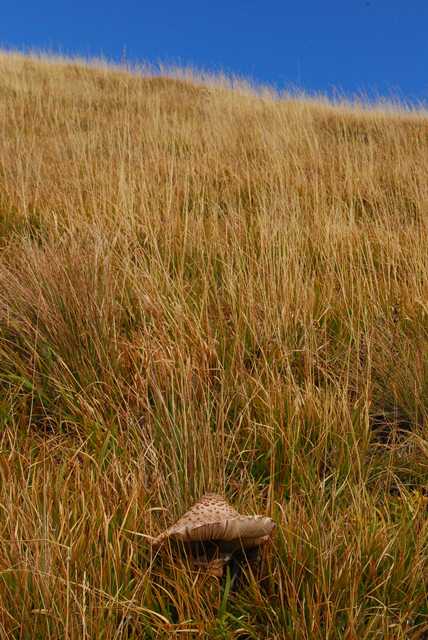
[0,50,428,638]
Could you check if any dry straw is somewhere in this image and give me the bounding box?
[0,50,427,638]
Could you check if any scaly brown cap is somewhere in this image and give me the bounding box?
[149,493,275,549]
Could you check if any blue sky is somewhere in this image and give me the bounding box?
[1,1,427,103]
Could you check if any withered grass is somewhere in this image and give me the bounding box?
[0,51,428,638]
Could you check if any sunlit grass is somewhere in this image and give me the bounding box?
[0,50,428,638]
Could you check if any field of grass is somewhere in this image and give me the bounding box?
[0,51,428,639]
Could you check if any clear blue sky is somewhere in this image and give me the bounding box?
[2,1,428,103]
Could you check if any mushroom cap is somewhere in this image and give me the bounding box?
[150,493,275,549]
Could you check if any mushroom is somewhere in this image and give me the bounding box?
[149,493,275,577]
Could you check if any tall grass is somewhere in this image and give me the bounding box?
[0,50,428,638]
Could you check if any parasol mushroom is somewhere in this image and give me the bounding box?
[148,493,275,577]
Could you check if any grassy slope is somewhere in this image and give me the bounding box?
[0,51,428,639]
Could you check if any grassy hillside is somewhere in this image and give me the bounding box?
[0,51,428,639]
